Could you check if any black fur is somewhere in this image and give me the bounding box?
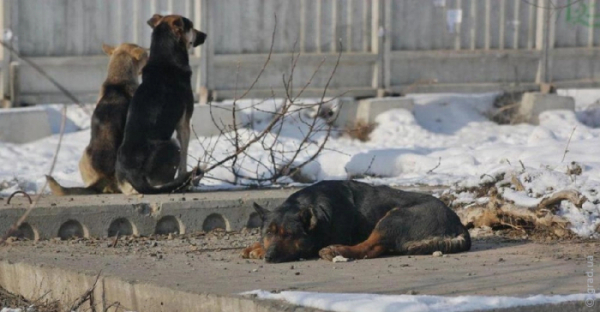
[254,180,470,263]
[115,16,204,194]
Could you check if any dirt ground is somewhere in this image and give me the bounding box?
[1,228,598,300]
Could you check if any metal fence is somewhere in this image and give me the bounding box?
[1,0,600,105]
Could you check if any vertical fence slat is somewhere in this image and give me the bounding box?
[513,0,520,49]
[527,0,535,49]
[484,0,490,50]
[470,0,477,50]
[455,0,462,51]
[588,0,595,47]
[300,0,306,52]
[316,0,322,53]
[346,0,352,52]
[133,0,140,44]
[384,0,391,89]
[331,0,337,52]
[499,0,505,49]
[362,0,369,52]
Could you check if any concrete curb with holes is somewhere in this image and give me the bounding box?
[0,188,298,240]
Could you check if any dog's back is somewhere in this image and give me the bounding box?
[47,43,147,196]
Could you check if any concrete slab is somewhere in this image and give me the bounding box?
[191,103,245,137]
[518,92,575,125]
[332,97,414,129]
[0,186,441,241]
[0,188,296,240]
[0,235,597,312]
[0,106,80,143]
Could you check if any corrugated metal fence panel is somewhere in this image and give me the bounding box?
[208,0,377,98]
[6,0,600,104]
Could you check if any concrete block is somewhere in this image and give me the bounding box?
[0,107,53,143]
[518,92,575,125]
[332,97,414,128]
[191,103,244,137]
[0,106,81,143]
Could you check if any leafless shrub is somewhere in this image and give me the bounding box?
[487,91,525,125]
[345,120,377,142]
[192,17,344,187]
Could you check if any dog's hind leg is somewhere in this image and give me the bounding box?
[175,114,191,177]
[319,230,388,261]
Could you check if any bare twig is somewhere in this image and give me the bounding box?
[426,157,442,174]
[69,271,102,312]
[561,126,576,163]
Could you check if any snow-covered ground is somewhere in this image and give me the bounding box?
[1,91,600,236]
[245,290,600,312]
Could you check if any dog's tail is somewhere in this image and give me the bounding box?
[45,175,102,196]
[402,228,471,255]
[125,167,201,194]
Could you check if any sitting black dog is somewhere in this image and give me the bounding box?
[242,180,470,263]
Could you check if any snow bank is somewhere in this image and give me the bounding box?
[1,91,599,236]
[244,290,600,312]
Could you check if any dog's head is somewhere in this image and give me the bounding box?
[102,43,148,75]
[147,14,206,50]
[253,202,319,263]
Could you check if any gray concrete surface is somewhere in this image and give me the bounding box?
[1,232,598,312]
[518,92,576,125]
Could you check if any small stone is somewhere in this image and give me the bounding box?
[432,251,443,257]
[332,255,351,263]
[498,258,505,262]
[167,233,174,240]
[290,265,295,270]
[252,269,258,272]
[295,272,300,276]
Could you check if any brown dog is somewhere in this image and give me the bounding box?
[47,43,177,195]
[115,15,206,195]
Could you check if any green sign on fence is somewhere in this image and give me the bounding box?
[566,0,600,28]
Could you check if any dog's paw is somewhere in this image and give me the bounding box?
[319,245,343,262]
[249,248,265,259]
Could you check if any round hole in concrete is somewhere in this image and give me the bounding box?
[155,216,184,235]
[11,222,37,241]
[246,212,262,228]
[108,218,136,237]
[58,219,86,240]
[202,213,228,232]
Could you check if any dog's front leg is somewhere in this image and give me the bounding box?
[176,117,191,177]
[241,242,266,259]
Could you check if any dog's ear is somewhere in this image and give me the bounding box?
[130,47,148,62]
[299,207,318,232]
[147,14,163,28]
[192,30,207,47]
[253,203,271,222]
[102,44,115,56]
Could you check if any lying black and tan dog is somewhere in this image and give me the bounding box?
[242,180,470,263]
[116,14,206,195]
[46,43,152,195]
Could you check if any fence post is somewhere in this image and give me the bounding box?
[371,0,385,97]
[535,0,554,91]
[197,0,211,104]
[0,0,13,107]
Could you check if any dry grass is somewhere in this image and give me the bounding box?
[346,120,377,142]
[0,286,60,312]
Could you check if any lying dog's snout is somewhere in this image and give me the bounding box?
[264,248,277,263]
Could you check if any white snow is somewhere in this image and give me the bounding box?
[1,91,600,236]
[244,290,600,312]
